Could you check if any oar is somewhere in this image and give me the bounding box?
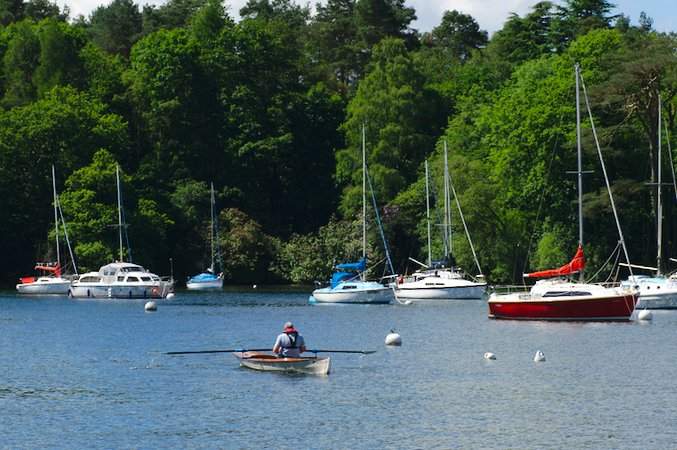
[166,348,269,355]
[166,348,376,355]
[308,349,376,355]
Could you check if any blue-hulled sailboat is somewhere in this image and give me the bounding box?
[310,126,394,304]
[187,183,224,290]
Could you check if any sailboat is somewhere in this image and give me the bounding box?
[187,182,224,290]
[69,165,173,299]
[620,95,677,308]
[395,145,487,301]
[17,166,78,294]
[488,64,638,321]
[310,125,394,304]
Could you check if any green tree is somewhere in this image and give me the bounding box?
[24,0,66,21]
[337,38,442,215]
[273,216,362,283]
[2,20,40,107]
[218,208,277,283]
[487,2,558,65]
[89,0,142,57]
[309,0,360,88]
[59,149,173,271]
[425,10,487,62]
[34,19,87,97]
[0,92,127,278]
[0,0,24,25]
[142,0,206,34]
[355,0,416,49]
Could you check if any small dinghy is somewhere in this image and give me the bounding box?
[233,352,331,375]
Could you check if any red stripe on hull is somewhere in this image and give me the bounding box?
[488,294,637,321]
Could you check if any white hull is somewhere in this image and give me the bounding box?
[186,279,223,290]
[16,278,71,295]
[234,352,330,375]
[311,283,393,304]
[637,293,677,309]
[622,276,677,309]
[69,262,173,299]
[395,284,486,300]
[69,283,171,299]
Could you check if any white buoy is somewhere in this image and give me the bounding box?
[385,331,402,346]
[166,292,175,300]
[484,352,496,360]
[403,300,412,305]
[638,309,653,321]
[533,350,545,362]
[253,284,258,289]
[144,301,157,312]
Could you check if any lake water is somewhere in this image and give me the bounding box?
[1,288,676,449]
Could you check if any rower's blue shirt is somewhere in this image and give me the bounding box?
[274,332,305,357]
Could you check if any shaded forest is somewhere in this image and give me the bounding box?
[0,0,675,285]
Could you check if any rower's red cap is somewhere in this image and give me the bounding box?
[283,321,294,330]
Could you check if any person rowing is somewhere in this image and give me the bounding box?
[273,321,306,358]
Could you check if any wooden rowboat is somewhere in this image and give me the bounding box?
[233,352,331,375]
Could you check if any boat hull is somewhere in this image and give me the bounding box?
[233,352,330,375]
[186,279,223,290]
[311,285,393,304]
[16,278,71,295]
[636,293,677,309]
[488,292,637,321]
[395,284,486,300]
[621,277,677,309]
[69,283,171,299]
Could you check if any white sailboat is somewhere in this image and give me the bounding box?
[311,125,394,304]
[395,144,486,301]
[187,182,224,290]
[69,165,172,299]
[17,166,78,295]
[621,95,677,308]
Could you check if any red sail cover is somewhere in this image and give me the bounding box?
[525,244,585,279]
[34,263,61,277]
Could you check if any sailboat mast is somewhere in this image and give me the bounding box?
[210,182,215,272]
[362,123,367,280]
[657,94,663,275]
[52,165,61,268]
[575,64,584,281]
[425,160,432,267]
[116,165,124,262]
[444,141,452,260]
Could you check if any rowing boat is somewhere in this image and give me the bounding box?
[233,352,331,375]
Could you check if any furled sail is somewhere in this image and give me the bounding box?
[34,263,61,277]
[524,245,585,278]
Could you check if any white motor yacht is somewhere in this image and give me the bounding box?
[621,275,677,309]
[69,262,172,299]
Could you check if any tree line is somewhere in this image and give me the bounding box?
[0,0,675,286]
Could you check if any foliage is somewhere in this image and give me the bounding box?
[272,216,362,283]
[337,38,443,215]
[0,1,676,287]
[217,208,277,283]
[58,149,173,271]
[88,0,142,57]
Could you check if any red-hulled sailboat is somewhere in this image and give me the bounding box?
[488,64,638,321]
[488,245,637,320]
